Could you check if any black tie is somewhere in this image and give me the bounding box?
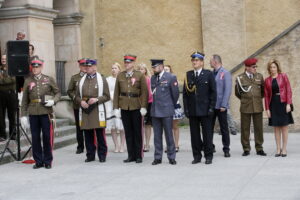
[157,75,160,82]
[195,72,199,80]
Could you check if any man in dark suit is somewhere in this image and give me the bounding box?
[150,59,179,165]
[210,54,232,157]
[183,52,216,164]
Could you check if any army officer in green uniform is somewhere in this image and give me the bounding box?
[21,58,61,169]
[235,58,266,156]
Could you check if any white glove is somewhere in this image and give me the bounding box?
[114,109,121,118]
[140,108,147,116]
[44,100,54,107]
[21,116,29,130]
[18,92,23,106]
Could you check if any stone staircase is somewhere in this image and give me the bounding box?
[0,118,76,165]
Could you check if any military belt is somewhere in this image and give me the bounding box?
[31,99,42,103]
[120,92,139,98]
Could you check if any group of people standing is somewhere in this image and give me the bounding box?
[1,43,294,169]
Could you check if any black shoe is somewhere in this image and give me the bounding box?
[257,150,267,156]
[99,158,106,163]
[224,152,231,157]
[85,158,95,162]
[231,131,237,135]
[205,159,212,165]
[152,159,162,165]
[123,158,136,163]
[242,151,250,156]
[213,147,216,153]
[136,158,143,163]
[76,149,84,154]
[33,163,44,169]
[191,159,201,164]
[44,164,52,169]
[169,159,177,165]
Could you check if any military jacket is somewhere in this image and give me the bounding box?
[235,72,264,113]
[0,66,15,91]
[113,70,148,110]
[21,74,61,116]
[67,72,85,109]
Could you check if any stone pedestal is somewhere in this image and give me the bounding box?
[0,2,57,78]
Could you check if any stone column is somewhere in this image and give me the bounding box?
[0,0,58,78]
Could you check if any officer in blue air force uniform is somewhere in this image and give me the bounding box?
[150,59,179,165]
[183,52,216,165]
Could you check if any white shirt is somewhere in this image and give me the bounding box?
[194,68,202,77]
[245,71,253,79]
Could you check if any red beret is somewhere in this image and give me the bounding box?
[244,58,258,67]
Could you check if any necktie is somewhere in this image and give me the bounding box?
[157,75,160,82]
[249,74,253,80]
[195,71,199,80]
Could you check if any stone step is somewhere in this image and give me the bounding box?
[1,117,76,165]
[0,132,77,165]
[4,118,71,130]
[0,125,76,149]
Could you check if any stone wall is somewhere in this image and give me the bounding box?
[231,23,300,132]
[93,0,203,81]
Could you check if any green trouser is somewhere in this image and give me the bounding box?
[240,112,264,152]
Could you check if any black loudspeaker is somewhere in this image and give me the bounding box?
[7,40,29,76]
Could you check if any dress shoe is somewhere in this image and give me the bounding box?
[76,149,84,154]
[85,158,95,162]
[231,131,237,135]
[275,150,282,157]
[257,150,267,156]
[281,152,287,157]
[152,159,162,165]
[224,152,231,158]
[33,163,44,169]
[136,158,143,163]
[169,159,177,165]
[191,159,201,164]
[242,151,250,156]
[205,159,212,165]
[123,158,136,163]
[99,158,106,163]
[44,164,52,169]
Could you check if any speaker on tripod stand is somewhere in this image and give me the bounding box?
[0,40,32,162]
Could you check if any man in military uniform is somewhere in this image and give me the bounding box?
[67,58,87,154]
[75,59,110,163]
[235,58,266,156]
[183,52,216,165]
[0,54,17,141]
[150,59,179,165]
[113,54,148,163]
[21,58,61,169]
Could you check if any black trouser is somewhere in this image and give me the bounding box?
[212,109,230,153]
[74,109,84,150]
[84,128,107,160]
[189,116,213,160]
[121,109,143,160]
[0,90,17,139]
[29,114,53,165]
